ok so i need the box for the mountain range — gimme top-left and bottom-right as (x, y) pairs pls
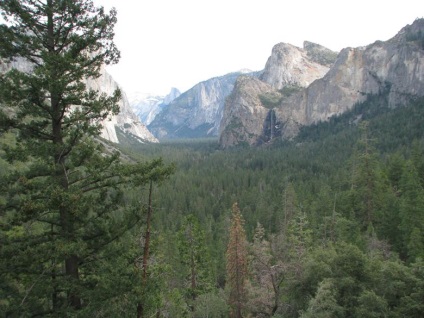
(220, 18), (424, 147)
(146, 70), (259, 139)
(9, 19), (419, 147)
(133, 18), (424, 148)
(129, 88), (181, 126)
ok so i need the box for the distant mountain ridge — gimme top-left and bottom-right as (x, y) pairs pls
(147, 70), (260, 139)
(219, 19), (424, 148)
(142, 42), (337, 141)
(129, 88), (181, 126)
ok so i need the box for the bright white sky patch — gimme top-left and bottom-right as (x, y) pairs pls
(89, 1), (423, 95)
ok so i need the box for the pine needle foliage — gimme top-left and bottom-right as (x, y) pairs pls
(0, 1), (174, 315)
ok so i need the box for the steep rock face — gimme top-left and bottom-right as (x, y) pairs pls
(85, 66), (158, 143)
(220, 19), (424, 148)
(219, 76), (275, 147)
(273, 47), (371, 132)
(0, 58), (33, 73)
(260, 42), (335, 89)
(220, 41), (336, 147)
(129, 88), (181, 126)
(277, 19), (424, 131)
(148, 70), (258, 139)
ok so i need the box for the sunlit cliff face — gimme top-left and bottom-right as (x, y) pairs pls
(219, 19), (424, 148)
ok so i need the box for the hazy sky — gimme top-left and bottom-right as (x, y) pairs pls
(99, 1), (423, 96)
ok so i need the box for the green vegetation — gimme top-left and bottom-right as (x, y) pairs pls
(113, 93), (424, 317)
(259, 91), (283, 108)
(1, 1), (424, 317)
(0, 1), (173, 316)
(406, 28), (424, 49)
(259, 85), (303, 109)
(307, 48), (339, 67)
(226, 203), (249, 318)
(279, 84), (303, 97)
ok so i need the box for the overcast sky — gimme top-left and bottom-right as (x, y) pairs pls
(99, 0), (422, 96)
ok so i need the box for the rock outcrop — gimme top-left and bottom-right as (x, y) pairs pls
(260, 42), (335, 89)
(220, 41), (337, 147)
(219, 19), (424, 148)
(85, 66), (158, 143)
(219, 76), (275, 147)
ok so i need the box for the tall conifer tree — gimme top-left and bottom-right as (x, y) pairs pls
(177, 214), (213, 311)
(349, 121), (385, 229)
(0, 1), (173, 315)
(226, 202), (248, 318)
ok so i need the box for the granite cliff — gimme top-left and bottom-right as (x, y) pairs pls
(0, 59), (157, 144)
(220, 41), (337, 147)
(218, 75), (275, 147)
(219, 19), (424, 148)
(260, 41), (336, 89)
(85, 66), (158, 143)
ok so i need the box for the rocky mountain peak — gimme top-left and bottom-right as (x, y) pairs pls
(163, 87), (181, 105)
(219, 19), (424, 148)
(389, 18), (424, 46)
(219, 75), (274, 147)
(259, 42), (336, 90)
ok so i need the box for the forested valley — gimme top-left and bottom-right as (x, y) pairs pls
(112, 93), (424, 317)
(1, 1), (424, 317)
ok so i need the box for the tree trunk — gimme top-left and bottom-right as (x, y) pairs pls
(66, 255), (81, 309)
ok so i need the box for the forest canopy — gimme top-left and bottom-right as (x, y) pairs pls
(111, 94), (424, 317)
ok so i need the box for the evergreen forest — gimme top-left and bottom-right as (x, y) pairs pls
(1, 1), (424, 317)
(113, 94), (424, 317)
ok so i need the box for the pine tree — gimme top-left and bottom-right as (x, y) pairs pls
(177, 214), (213, 310)
(300, 279), (344, 318)
(399, 161), (424, 261)
(349, 121), (385, 229)
(248, 222), (283, 317)
(0, 1), (173, 315)
(226, 202), (248, 318)
(281, 182), (297, 236)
